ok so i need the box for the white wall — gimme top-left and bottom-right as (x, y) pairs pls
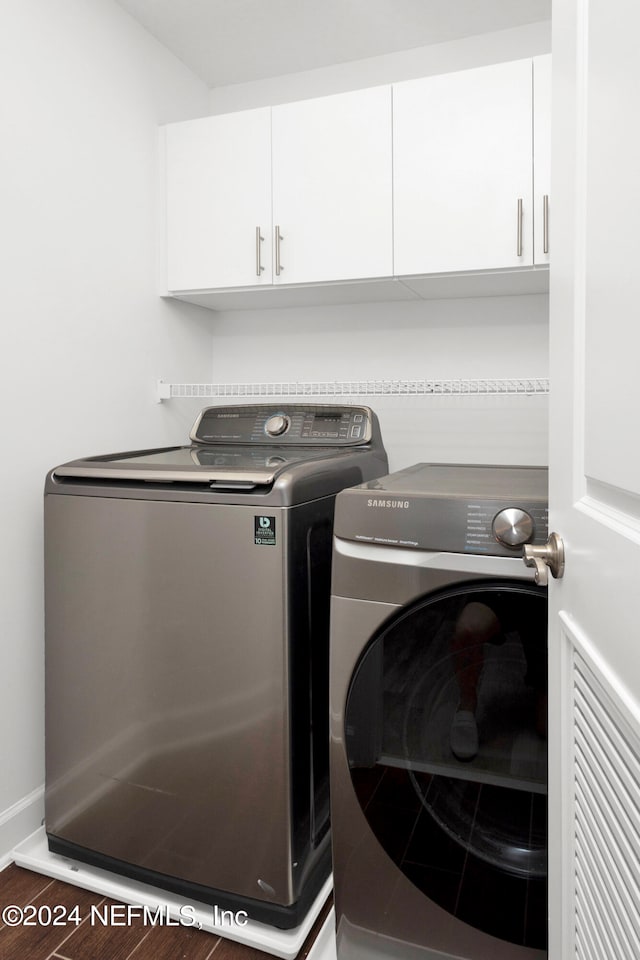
(207, 295), (549, 470)
(206, 21), (551, 470)
(0, 0), (214, 862)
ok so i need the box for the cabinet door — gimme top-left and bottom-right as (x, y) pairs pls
(533, 55), (551, 264)
(393, 60), (534, 275)
(165, 108), (272, 291)
(271, 87), (393, 285)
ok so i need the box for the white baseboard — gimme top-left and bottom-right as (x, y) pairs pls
(0, 786), (45, 870)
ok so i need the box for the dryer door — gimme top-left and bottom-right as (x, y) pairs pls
(345, 581), (547, 951)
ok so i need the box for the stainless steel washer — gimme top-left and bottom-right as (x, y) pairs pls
(44, 403), (387, 929)
(330, 463), (549, 958)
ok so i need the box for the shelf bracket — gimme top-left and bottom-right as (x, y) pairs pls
(156, 379), (172, 404)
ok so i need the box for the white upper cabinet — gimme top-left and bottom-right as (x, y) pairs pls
(164, 107), (272, 291)
(271, 87), (393, 285)
(162, 57), (550, 305)
(393, 59), (534, 275)
(533, 54), (551, 265)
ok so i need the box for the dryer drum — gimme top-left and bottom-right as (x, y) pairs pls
(345, 582), (547, 949)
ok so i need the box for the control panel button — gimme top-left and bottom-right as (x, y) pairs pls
(350, 425), (362, 439)
(265, 414), (290, 437)
(492, 508), (535, 548)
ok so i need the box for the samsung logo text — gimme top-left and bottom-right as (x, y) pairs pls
(367, 499), (410, 509)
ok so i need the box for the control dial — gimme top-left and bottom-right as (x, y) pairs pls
(492, 508), (534, 548)
(265, 414), (290, 437)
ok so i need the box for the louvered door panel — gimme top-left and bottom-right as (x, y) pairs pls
(573, 654), (640, 959)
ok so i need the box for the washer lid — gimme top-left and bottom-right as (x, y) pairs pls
(52, 444), (345, 487)
(48, 403), (387, 499)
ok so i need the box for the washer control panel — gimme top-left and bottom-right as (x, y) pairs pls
(191, 404), (374, 446)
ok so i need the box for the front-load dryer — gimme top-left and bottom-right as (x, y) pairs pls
(330, 463), (549, 959)
(44, 403), (388, 929)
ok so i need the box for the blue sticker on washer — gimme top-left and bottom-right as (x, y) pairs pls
(254, 516), (276, 546)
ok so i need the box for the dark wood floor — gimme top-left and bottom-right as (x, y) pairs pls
(0, 864), (331, 960)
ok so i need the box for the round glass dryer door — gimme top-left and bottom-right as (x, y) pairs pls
(345, 581), (547, 950)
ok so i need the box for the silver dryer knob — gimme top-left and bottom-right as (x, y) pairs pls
(265, 414), (290, 437)
(492, 507), (534, 547)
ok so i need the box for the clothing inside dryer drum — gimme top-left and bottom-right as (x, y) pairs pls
(345, 583), (548, 950)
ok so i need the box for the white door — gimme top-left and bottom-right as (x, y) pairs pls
(271, 86), (393, 285)
(164, 108), (272, 290)
(549, 1), (640, 957)
(533, 55), (551, 265)
(393, 59), (533, 276)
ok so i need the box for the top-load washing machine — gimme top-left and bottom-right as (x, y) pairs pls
(330, 462), (549, 959)
(44, 403), (387, 929)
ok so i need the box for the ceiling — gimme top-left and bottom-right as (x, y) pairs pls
(113, 0), (551, 89)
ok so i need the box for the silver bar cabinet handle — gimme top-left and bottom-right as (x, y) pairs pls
(275, 225), (283, 276)
(543, 195), (549, 255)
(255, 226), (264, 276)
(517, 198), (523, 257)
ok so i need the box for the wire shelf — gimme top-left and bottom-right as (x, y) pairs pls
(157, 377), (549, 402)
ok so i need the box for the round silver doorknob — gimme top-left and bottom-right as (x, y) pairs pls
(492, 507), (534, 547)
(265, 414), (290, 437)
